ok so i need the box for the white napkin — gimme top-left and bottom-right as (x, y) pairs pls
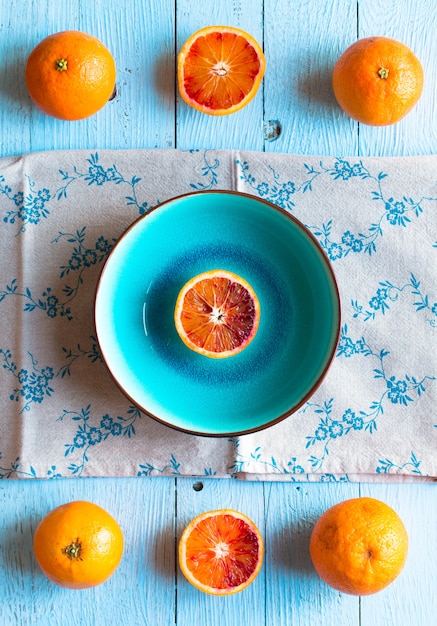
(0, 149), (435, 482)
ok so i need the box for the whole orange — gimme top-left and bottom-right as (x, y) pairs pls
(309, 497), (408, 595)
(332, 36), (423, 126)
(25, 30), (116, 121)
(33, 500), (124, 589)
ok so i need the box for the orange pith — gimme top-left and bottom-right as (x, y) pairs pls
(332, 36), (423, 126)
(178, 26), (266, 115)
(25, 30), (116, 121)
(33, 500), (124, 589)
(174, 269), (260, 359)
(309, 497), (408, 595)
(179, 509), (264, 595)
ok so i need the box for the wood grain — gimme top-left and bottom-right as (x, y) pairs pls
(264, 481), (360, 625)
(0, 1), (436, 624)
(176, 479), (266, 626)
(360, 483), (437, 626)
(358, 0), (437, 156)
(175, 0), (265, 151)
(0, 477), (175, 626)
(264, 0), (359, 156)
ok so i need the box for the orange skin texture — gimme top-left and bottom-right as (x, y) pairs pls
(33, 500), (124, 589)
(332, 36), (423, 126)
(178, 26), (266, 116)
(25, 30), (116, 121)
(309, 497), (408, 595)
(179, 509), (264, 595)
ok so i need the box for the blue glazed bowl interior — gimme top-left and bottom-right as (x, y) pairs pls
(95, 191), (340, 436)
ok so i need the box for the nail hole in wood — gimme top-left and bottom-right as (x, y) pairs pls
(263, 119), (281, 141)
(193, 481), (204, 492)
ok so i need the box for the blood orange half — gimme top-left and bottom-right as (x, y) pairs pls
(174, 269), (260, 359)
(178, 509), (264, 595)
(178, 25), (266, 115)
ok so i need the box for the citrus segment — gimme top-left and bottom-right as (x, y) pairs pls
(309, 497), (408, 595)
(174, 269), (260, 358)
(178, 26), (266, 115)
(33, 500), (124, 589)
(332, 36), (423, 126)
(178, 509), (264, 595)
(25, 30), (116, 120)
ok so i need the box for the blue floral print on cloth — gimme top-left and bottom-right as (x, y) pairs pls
(0, 149), (435, 482)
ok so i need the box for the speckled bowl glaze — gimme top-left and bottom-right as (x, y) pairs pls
(94, 191), (341, 436)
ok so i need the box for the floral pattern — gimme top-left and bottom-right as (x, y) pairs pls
(0, 227), (115, 320)
(351, 273), (437, 327)
(0, 149), (436, 481)
(237, 157), (436, 260)
(1, 174), (51, 233)
(60, 404), (143, 476)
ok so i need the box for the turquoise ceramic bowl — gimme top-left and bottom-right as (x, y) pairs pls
(95, 191), (340, 436)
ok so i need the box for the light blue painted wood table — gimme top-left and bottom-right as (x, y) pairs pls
(1, 1), (436, 624)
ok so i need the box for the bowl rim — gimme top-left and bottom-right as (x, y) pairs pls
(94, 189), (341, 437)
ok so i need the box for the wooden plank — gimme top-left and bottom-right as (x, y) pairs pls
(79, 0), (176, 151)
(360, 483), (437, 626)
(0, 2), (436, 626)
(175, 0), (265, 151)
(264, 481), (360, 625)
(0, 477), (176, 626)
(175, 478), (266, 626)
(0, 0), (176, 157)
(357, 0), (437, 156)
(263, 0), (359, 156)
(0, 4), (33, 156)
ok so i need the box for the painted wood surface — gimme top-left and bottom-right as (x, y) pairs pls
(0, 1), (436, 625)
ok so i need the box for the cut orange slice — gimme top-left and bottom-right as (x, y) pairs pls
(174, 269), (260, 359)
(178, 509), (264, 595)
(178, 25), (266, 115)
